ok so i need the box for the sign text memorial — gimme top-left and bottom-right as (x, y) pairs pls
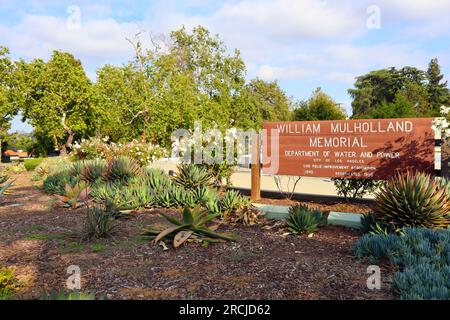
(262, 118), (435, 179)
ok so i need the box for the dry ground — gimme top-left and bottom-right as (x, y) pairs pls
(0, 172), (394, 300)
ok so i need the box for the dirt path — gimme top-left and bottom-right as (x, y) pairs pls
(0, 172), (395, 300)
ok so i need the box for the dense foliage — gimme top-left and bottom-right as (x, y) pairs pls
(349, 61), (450, 119)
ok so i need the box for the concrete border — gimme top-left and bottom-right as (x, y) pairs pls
(253, 203), (363, 229)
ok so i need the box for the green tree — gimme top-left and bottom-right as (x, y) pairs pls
(369, 94), (416, 119)
(349, 67), (428, 118)
(13, 51), (100, 155)
(293, 88), (346, 121)
(427, 58), (449, 113)
(0, 46), (18, 160)
(234, 79), (292, 129)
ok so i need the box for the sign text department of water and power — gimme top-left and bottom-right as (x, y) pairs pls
(262, 118), (435, 179)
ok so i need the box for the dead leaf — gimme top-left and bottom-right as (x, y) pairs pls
(173, 231), (193, 248)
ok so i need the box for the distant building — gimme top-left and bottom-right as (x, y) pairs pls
(3, 149), (29, 161)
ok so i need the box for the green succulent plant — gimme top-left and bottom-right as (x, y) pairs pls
(85, 205), (115, 239)
(173, 163), (212, 191)
(142, 207), (236, 248)
(373, 172), (450, 230)
(285, 204), (327, 235)
(59, 182), (90, 209)
(80, 159), (106, 183)
(106, 156), (141, 182)
(220, 190), (249, 217)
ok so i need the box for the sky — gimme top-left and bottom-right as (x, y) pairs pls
(1, 0), (450, 133)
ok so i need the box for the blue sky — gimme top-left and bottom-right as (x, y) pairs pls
(2, 0), (450, 133)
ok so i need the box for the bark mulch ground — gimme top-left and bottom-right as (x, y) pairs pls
(0, 172), (394, 300)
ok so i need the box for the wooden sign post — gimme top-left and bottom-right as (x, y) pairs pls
(251, 132), (261, 201)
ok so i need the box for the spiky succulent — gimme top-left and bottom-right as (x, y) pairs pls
(373, 172), (450, 230)
(80, 159), (106, 183)
(106, 156), (141, 182)
(285, 204), (326, 235)
(142, 207), (236, 248)
(173, 163), (212, 191)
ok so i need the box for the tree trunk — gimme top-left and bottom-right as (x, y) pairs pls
(59, 112), (74, 156)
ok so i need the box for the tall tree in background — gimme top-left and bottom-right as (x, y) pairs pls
(12, 51), (100, 155)
(0, 46), (18, 160)
(427, 58), (449, 113)
(349, 60), (449, 119)
(96, 26), (293, 146)
(293, 88), (346, 121)
(233, 79), (292, 129)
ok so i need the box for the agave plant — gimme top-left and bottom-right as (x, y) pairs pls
(80, 159), (106, 183)
(142, 207), (236, 248)
(285, 204), (327, 235)
(173, 163), (212, 191)
(143, 168), (172, 190)
(374, 171), (450, 230)
(106, 156), (141, 182)
(85, 205), (115, 238)
(0, 176), (13, 197)
(59, 182), (90, 209)
(220, 190), (249, 218)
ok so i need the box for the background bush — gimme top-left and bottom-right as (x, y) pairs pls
(24, 158), (44, 171)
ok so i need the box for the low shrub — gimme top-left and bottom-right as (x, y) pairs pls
(354, 228), (450, 300)
(24, 158), (44, 171)
(332, 178), (382, 201)
(0, 267), (19, 300)
(285, 204), (327, 235)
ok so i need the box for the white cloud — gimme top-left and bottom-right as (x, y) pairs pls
(0, 14), (139, 65)
(257, 64), (316, 81)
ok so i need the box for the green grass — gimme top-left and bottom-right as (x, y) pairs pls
(59, 241), (83, 253)
(91, 243), (105, 253)
(24, 158), (44, 171)
(24, 232), (74, 241)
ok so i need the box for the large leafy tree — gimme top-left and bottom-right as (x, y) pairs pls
(0, 46), (18, 159)
(13, 51), (100, 155)
(349, 67), (429, 118)
(293, 88), (346, 121)
(349, 60), (449, 119)
(96, 26), (292, 146)
(233, 79), (292, 129)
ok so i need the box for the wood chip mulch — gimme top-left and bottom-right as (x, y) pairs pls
(0, 172), (393, 300)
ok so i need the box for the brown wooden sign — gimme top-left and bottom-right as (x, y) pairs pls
(262, 118), (435, 179)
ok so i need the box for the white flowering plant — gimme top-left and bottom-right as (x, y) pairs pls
(70, 136), (168, 166)
(432, 106), (450, 141)
(171, 123), (249, 188)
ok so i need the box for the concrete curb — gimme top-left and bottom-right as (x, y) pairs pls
(253, 203), (363, 229)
